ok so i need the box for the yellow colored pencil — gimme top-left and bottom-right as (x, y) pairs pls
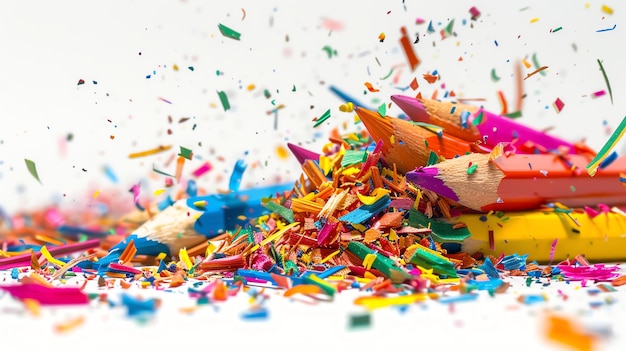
(447, 209), (626, 263)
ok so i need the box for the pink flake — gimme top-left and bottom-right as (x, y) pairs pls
(469, 6), (481, 20)
(592, 90), (606, 98)
(192, 161), (212, 177)
(554, 98), (565, 113)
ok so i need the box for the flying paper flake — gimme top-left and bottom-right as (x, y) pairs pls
(601, 5), (614, 14)
(276, 145), (289, 159)
(128, 145), (172, 158)
(490, 68), (500, 82)
(440, 19), (454, 40)
(130, 183), (141, 204)
(399, 26), (420, 71)
(553, 98), (565, 113)
(364, 82), (379, 92)
(596, 24), (616, 32)
(469, 6), (481, 20)
(531, 53), (547, 76)
(597, 59), (613, 104)
(313, 109), (331, 127)
(378, 103), (387, 117)
(379, 68), (394, 80)
(218, 23), (241, 40)
(427, 21), (435, 33)
(24, 159), (42, 184)
(524, 66), (548, 80)
(322, 45), (338, 58)
(192, 161), (212, 177)
(592, 90), (606, 98)
(217, 91), (231, 111)
(178, 146), (194, 160)
(423, 73), (438, 84)
(228, 159), (247, 192)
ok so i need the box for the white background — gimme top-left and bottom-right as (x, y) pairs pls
(1, 2), (626, 350)
(1, 0), (625, 216)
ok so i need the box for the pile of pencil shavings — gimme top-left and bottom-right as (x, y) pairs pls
(197, 128), (511, 288)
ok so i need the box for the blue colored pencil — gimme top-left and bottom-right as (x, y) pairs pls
(98, 182), (294, 267)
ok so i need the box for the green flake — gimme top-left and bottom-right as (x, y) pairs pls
(217, 23), (241, 40)
(178, 146), (193, 160)
(313, 109), (331, 128)
(597, 58), (613, 104)
(217, 90), (230, 111)
(262, 201), (294, 223)
(341, 149), (368, 167)
(467, 164), (478, 174)
(426, 151), (439, 166)
(408, 208), (471, 242)
(531, 53), (547, 76)
(408, 247), (458, 278)
(471, 111), (484, 126)
(152, 164), (174, 177)
(444, 18), (455, 35)
(378, 102), (387, 117)
(348, 313), (372, 329)
(504, 110), (523, 119)
(24, 159), (42, 184)
(284, 260), (298, 275)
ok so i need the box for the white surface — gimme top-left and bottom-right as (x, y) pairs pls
(0, 268), (624, 351)
(1, 0), (626, 215)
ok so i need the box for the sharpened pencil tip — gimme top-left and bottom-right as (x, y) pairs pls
(406, 167), (460, 201)
(355, 107), (393, 147)
(286, 143), (320, 165)
(390, 95), (430, 123)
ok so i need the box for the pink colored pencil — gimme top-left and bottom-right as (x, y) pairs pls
(0, 239), (100, 270)
(391, 95), (596, 156)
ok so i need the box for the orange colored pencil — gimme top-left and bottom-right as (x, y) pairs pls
(355, 107), (476, 174)
(405, 147), (626, 212)
(391, 95), (482, 142)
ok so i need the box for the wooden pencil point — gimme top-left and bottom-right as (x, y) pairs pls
(355, 107), (474, 174)
(407, 152), (626, 212)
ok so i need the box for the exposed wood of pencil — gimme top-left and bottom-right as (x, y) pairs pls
(355, 107), (474, 174)
(418, 98), (594, 156)
(402, 96), (481, 142)
(132, 200), (207, 253)
(408, 152), (626, 212)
